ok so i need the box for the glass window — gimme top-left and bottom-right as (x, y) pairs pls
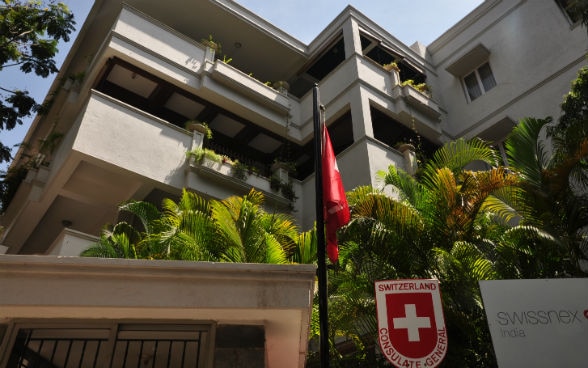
(464, 72), (482, 101)
(463, 62), (496, 102)
(478, 63), (497, 91)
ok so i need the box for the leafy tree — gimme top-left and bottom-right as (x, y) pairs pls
(0, 0), (75, 164)
(81, 222), (141, 259)
(311, 65), (588, 366)
(82, 189), (303, 265)
(305, 139), (525, 367)
(505, 116), (588, 275)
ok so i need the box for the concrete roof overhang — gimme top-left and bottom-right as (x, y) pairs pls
(0, 255), (317, 368)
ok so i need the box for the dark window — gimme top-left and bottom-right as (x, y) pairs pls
(463, 62), (496, 102)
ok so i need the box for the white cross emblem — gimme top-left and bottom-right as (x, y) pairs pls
(393, 304), (431, 342)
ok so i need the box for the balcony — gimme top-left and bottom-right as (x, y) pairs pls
(187, 152), (294, 210)
(207, 61), (291, 114)
(399, 84), (441, 119)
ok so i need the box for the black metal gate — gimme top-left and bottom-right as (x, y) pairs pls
(7, 323), (211, 368)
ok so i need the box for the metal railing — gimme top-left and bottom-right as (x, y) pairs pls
(8, 324), (211, 368)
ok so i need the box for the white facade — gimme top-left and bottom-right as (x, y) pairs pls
(2, 0), (585, 252)
(0, 0), (586, 366)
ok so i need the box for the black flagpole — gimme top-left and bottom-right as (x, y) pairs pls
(313, 84), (329, 368)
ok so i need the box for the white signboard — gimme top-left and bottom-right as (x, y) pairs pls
(479, 278), (588, 368)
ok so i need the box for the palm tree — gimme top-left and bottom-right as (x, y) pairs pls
(209, 189), (298, 264)
(80, 222), (140, 259)
(82, 188), (301, 265)
(505, 115), (588, 276)
(291, 227), (318, 265)
(318, 138), (523, 367)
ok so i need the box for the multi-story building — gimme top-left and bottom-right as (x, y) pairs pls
(0, 0), (585, 366)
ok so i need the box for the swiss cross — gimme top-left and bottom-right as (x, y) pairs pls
(393, 304), (431, 341)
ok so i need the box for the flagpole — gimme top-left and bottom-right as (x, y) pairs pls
(313, 84), (330, 368)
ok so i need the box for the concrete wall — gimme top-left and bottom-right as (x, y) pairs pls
(0, 256), (316, 368)
(429, 0), (588, 139)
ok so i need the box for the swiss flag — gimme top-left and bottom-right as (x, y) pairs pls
(322, 123), (350, 263)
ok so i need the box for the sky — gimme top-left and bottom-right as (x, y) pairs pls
(0, 0), (484, 173)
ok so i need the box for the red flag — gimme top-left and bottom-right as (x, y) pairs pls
(322, 123), (350, 263)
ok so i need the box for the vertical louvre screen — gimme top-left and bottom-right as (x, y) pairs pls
(8, 323), (211, 368)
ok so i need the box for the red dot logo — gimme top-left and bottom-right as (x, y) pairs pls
(584, 309), (588, 320)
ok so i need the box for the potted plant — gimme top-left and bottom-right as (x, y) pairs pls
(415, 82), (431, 96)
(401, 80), (431, 97)
(187, 147), (222, 166)
(396, 142), (416, 153)
(185, 121), (212, 139)
(231, 160), (248, 181)
(272, 80), (290, 93)
(201, 34), (221, 54)
(270, 174), (282, 192)
(383, 61), (400, 72)
(271, 159), (296, 173)
(280, 181), (297, 202)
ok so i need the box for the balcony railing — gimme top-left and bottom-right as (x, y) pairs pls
(187, 153), (293, 208)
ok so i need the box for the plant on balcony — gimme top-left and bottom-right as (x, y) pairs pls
(401, 79), (431, 96)
(269, 172), (297, 204)
(270, 173), (282, 192)
(185, 120), (212, 139)
(231, 160), (248, 181)
(186, 147), (221, 165)
(383, 61), (400, 72)
(201, 34), (221, 54)
(221, 155), (231, 165)
(248, 166), (261, 176)
(280, 181), (297, 202)
(222, 54), (232, 64)
(271, 159), (296, 174)
(272, 80), (290, 93)
(395, 142), (416, 153)
(415, 83), (431, 95)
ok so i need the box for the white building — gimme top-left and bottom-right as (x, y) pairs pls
(0, 0), (585, 366)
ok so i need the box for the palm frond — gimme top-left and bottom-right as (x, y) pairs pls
(119, 200), (162, 235)
(292, 228), (317, 264)
(423, 138), (498, 180)
(380, 165), (422, 205)
(505, 117), (552, 188)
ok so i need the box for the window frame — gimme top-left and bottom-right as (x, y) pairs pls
(462, 61), (497, 103)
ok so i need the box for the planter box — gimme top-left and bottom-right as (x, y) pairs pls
(401, 85), (441, 118)
(210, 61), (290, 112)
(191, 158), (291, 208)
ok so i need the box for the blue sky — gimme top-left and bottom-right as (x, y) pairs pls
(1, 0), (483, 172)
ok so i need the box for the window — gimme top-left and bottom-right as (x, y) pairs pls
(463, 62), (496, 102)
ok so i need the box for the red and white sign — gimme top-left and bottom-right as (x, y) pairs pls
(375, 279), (447, 367)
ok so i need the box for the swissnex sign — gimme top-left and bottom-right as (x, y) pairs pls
(375, 279), (447, 367)
(480, 278), (588, 368)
